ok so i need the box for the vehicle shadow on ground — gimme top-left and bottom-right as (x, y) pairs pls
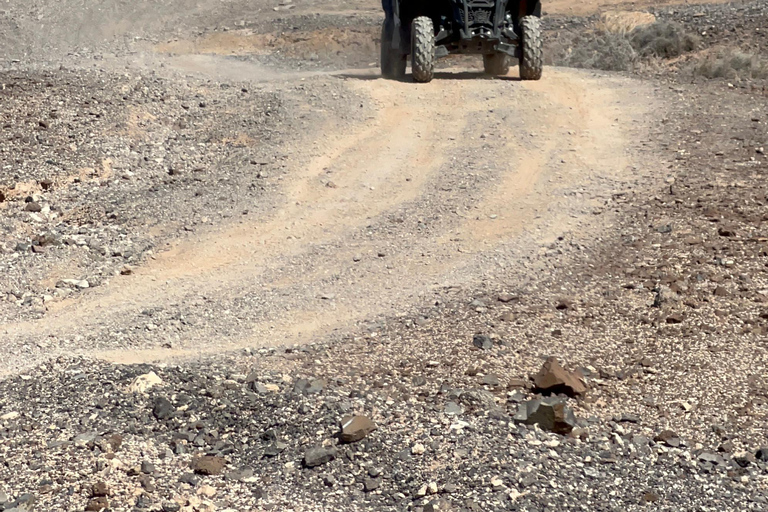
(337, 71), (522, 82)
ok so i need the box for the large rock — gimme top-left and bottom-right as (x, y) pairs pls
(532, 357), (587, 397)
(152, 397), (175, 420)
(190, 455), (226, 475)
(129, 372), (163, 393)
(514, 397), (577, 434)
(340, 415), (377, 444)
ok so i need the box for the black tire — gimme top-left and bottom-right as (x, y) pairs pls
(519, 15), (543, 80)
(411, 16), (435, 83)
(380, 20), (406, 79)
(483, 53), (510, 76)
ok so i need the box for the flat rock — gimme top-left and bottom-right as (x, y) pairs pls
(304, 446), (337, 468)
(340, 415), (377, 444)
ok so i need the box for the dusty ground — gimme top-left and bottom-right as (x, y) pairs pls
(1, 0), (767, 511)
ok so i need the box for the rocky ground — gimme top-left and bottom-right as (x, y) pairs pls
(1, 0), (768, 511)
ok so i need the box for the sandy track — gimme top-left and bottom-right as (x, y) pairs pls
(0, 63), (653, 371)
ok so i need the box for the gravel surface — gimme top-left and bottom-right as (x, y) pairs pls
(1, 0), (768, 511)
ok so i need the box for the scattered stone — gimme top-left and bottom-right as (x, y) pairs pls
(481, 374), (500, 387)
(85, 497), (109, 511)
(162, 501), (181, 512)
(197, 485), (217, 498)
(756, 448), (768, 461)
(1, 411), (20, 421)
(191, 455), (226, 475)
(24, 202), (42, 212)
(514, 397), (577, 434)
(179, 473), (200, 487)
(444, 401), (464, 415)
(303, 446), (337, 468)
(424, 498), (452, 512)
(412, 443), (426, 455)
(340, 415), (377, 444)
(363, 478), (381, 492)
(264, 440), (288, 457)
(294, 378), (326, 394)
(472, 334), (493, 350)
(617, 413), (640, 424)
(141, 461), (155, 474)
(532, 357), (588, 397)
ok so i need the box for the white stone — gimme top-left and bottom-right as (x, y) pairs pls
(129, 371), (163, 393)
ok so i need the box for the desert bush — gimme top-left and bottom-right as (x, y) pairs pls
(546, 20), (700, 72)
(549, 30), (637, 72)
(691, 51), (768, 79)
(629, 21), (699, 58)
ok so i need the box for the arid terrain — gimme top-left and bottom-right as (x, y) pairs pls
(1, 0), (767, 511)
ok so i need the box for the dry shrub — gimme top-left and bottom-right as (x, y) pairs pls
(598, 11), (656, 36)
(556, 31), (637, 71)
(547, 20), (699, 72)
(629, 21), (699, 58)
(691, 51), (768, 79)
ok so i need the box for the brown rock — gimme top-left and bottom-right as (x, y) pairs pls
(713, 286), (729, 297)
(666, 313), (684, 324)
(107, 434), (123, 452)
(190, 455), (226, 475)
(499, 312), (516, 322)
(340, 415), (377, 444)
(85, 497), (109, 511)
(532, 357), (587, 397)
(24, 201), (42, 212)
(642, 492), (659, 503)
(91, 482), (109, 497)
(718, 226), (737, 237)
(654, 430), (681, 447)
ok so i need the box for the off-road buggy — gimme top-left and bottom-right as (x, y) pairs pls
(381, 0), (543, 82)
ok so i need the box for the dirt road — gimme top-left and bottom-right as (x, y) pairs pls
(0, 60), (653, 372)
